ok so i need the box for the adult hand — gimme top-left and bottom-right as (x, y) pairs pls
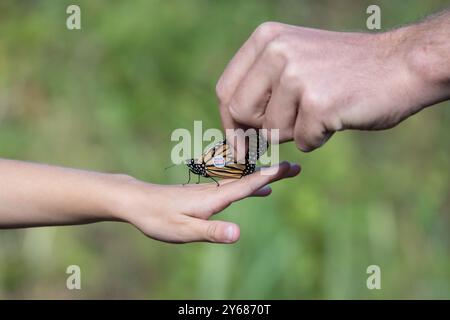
(217, 18), (450, 151)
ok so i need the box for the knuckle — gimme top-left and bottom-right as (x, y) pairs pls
(301, 89), (330, 117)
(206, 222), (218, 242)
(170, 217), (191, 243)
(301, 89), (320, 110)
(253, 21), (284, 44)
(279, 63), (303, 91)
(264, 36), (290, 62)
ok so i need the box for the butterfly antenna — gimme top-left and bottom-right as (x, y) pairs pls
(164, 163), (179, 170)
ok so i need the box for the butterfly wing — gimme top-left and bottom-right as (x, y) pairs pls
(188, 138), (264, 181)
(205, 162), (256, 179)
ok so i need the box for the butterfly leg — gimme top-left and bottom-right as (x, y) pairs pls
(209, 176), (220, 187)
(183, 170), (191, 186)
(196, 175), (200, 184)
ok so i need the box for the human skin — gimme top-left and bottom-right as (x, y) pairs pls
(0, 159), (300, 243)
(217, 10), (450, 151)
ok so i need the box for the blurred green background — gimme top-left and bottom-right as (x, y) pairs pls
(0, 0), (449, 299)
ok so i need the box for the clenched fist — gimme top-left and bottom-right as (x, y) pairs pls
(217, 17), (450, 151)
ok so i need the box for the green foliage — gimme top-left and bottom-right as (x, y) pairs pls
(0, 0), (449, 298)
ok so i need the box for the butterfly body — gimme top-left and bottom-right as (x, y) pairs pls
(186, 160), (208, 177)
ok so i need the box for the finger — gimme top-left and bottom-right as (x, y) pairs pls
(263, 83), (300, 143)
(221, 161), (300, 203)
(229, 46), (284, 128)
(287, 163), (302, 176)
(218, 162), (300, 186)
(182, 217), (240, 244)
(217, 22), (285, 109)
(190, 163), (300, 191)
(250, 185), (272, 197)
(254, 162), (301, 178)
(228, 57), (276, 128)
(294, 108), (332, 152)
(218, 23), (286, 131)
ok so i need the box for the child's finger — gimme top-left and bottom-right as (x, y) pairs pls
(221, 161), (300, 202)
(266, 162), (301, 180)
(250, 185), (272, 197)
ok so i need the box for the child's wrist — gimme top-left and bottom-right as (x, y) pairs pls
(101, 173), (140, 222)
(103, 173), (161, 224)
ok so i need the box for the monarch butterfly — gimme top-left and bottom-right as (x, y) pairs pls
(185, 134), (268, 186)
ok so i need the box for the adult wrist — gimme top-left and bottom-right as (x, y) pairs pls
(376, 24), (450, 115)
(400, 24), (450, 99)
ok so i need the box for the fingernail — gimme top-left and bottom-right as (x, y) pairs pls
(291, 164), (301, 174)
(225, 225), (236, 242)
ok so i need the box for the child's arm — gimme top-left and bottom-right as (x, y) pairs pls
(0, 158), (300, 243)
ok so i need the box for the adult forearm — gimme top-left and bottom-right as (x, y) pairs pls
(0, 159), (122, 228)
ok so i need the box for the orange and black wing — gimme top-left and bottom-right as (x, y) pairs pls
(196, 138), (263, 180)
(205, 162), (246, 179)
(201, 140), (233, 165)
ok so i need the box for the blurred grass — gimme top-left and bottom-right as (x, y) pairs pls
(0, 0), (449, 299)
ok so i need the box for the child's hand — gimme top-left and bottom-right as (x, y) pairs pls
(115, 161), (300, 244)
(0, 159), (299, 244)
